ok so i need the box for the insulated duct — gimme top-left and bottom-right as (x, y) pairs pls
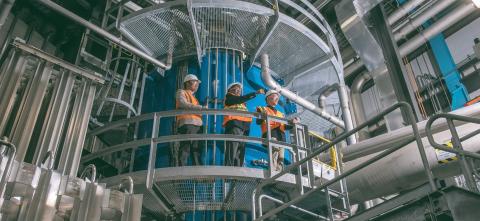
(260, 54), (346, 129)
(337, 0), (404, 131)
(345, 0), (478, 77)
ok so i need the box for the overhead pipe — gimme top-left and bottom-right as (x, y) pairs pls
(260, 54), (346, 129)
(393, 0), (457, 41)
(387, 0), (428, 25)
(36, 0), (172, 70)
(399, 1), (478, 56)
(346, 1), (478, 77)
(318, 83), (357, 144)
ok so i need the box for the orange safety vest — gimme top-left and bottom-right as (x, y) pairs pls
(176, 90), (202, 122)
(257, 106), (285, 134)
(223, 103), (252, 126)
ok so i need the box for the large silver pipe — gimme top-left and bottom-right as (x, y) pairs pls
(346, 119), (480, 203)
(37, 0), (172, 70)
(260, 54), (346, 128)
(393, 0), (457, 41)
(399, 1), (478, 56)
(387, 0), (428, 25)
(343, 102), (480, 161)
(318, 83), (357, 144)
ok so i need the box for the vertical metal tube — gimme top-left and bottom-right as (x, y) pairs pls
(33, 70), (75, 166)
(147, 113), (160, 188)
(205, 48), (211, 165)
(338, 84), (356, 144)
(213, 48), (219, 165)
(0, 51), (27, 135)
(68, 81), (96, 176)
(11, 61), (53, 161)
(240, 52), (243, 86)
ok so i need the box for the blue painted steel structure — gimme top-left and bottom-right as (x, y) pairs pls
(136, 50), (293, 219)
(396, 0), (469, 110)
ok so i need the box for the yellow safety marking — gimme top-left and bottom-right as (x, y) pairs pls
(308, 131), (337, 170)
(436, 141), (458, 164)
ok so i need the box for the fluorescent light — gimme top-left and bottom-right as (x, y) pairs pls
(473, 0), (480, 8)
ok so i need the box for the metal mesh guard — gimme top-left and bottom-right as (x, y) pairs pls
(121, 5), (196, 58)
(192, 6), (273, 55)
(156, 178), (257, 212)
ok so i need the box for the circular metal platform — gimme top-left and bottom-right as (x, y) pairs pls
(118, 0), (345, 132)
(120, 0), (341, 81)
(100, 166), (316, 216)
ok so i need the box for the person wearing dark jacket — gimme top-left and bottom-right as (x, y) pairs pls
(256, 90), (299, 171)
(223, 82), (264, 166)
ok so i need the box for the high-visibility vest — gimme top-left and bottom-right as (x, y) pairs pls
(257, 106), (285, 134)
(176, 90), (202, 122)
(223, 103), (252, 126)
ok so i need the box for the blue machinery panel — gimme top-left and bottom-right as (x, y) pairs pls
(136, 50), (294, 219)
(396, 0), (469, 110)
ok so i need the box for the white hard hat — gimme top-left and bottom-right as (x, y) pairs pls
(183, 74), (201, 83)
(227, 82), (242, 90)
(265, 90), (279, 98)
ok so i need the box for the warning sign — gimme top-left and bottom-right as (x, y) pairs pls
(435, 141), (458, 164)
(312, 160), (335, 180)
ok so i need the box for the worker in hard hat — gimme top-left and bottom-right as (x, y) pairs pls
(223, 82), (264, 166)
(256, 90), (299, 171)
(175, 74), (205, 166)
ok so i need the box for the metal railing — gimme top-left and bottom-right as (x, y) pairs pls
(82, 108), (316, 188)
(425, 113), (480, 192)
(251, 102), (437, 220)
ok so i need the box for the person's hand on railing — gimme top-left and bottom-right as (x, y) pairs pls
(256, 89), (265, 94)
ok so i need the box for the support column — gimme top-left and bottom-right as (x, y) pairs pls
(423, 22), (469, 110)
(367, 5), (422, 123)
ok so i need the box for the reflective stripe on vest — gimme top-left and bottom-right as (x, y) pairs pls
(176, 90), (202, 122)
(257, 106), (285, 134)
(223, 103), (252, 126)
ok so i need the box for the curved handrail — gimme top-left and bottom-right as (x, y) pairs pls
(40, 150), (55, 169)
(425, 113), (480, 193)
(252, 102), (437, 220)
(88, 108), (291, 136)
(81, 133), (301, 164)
(118, 176), (134, 194)
(80, 164), (97, 183)
(425, 113), (480, 160)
